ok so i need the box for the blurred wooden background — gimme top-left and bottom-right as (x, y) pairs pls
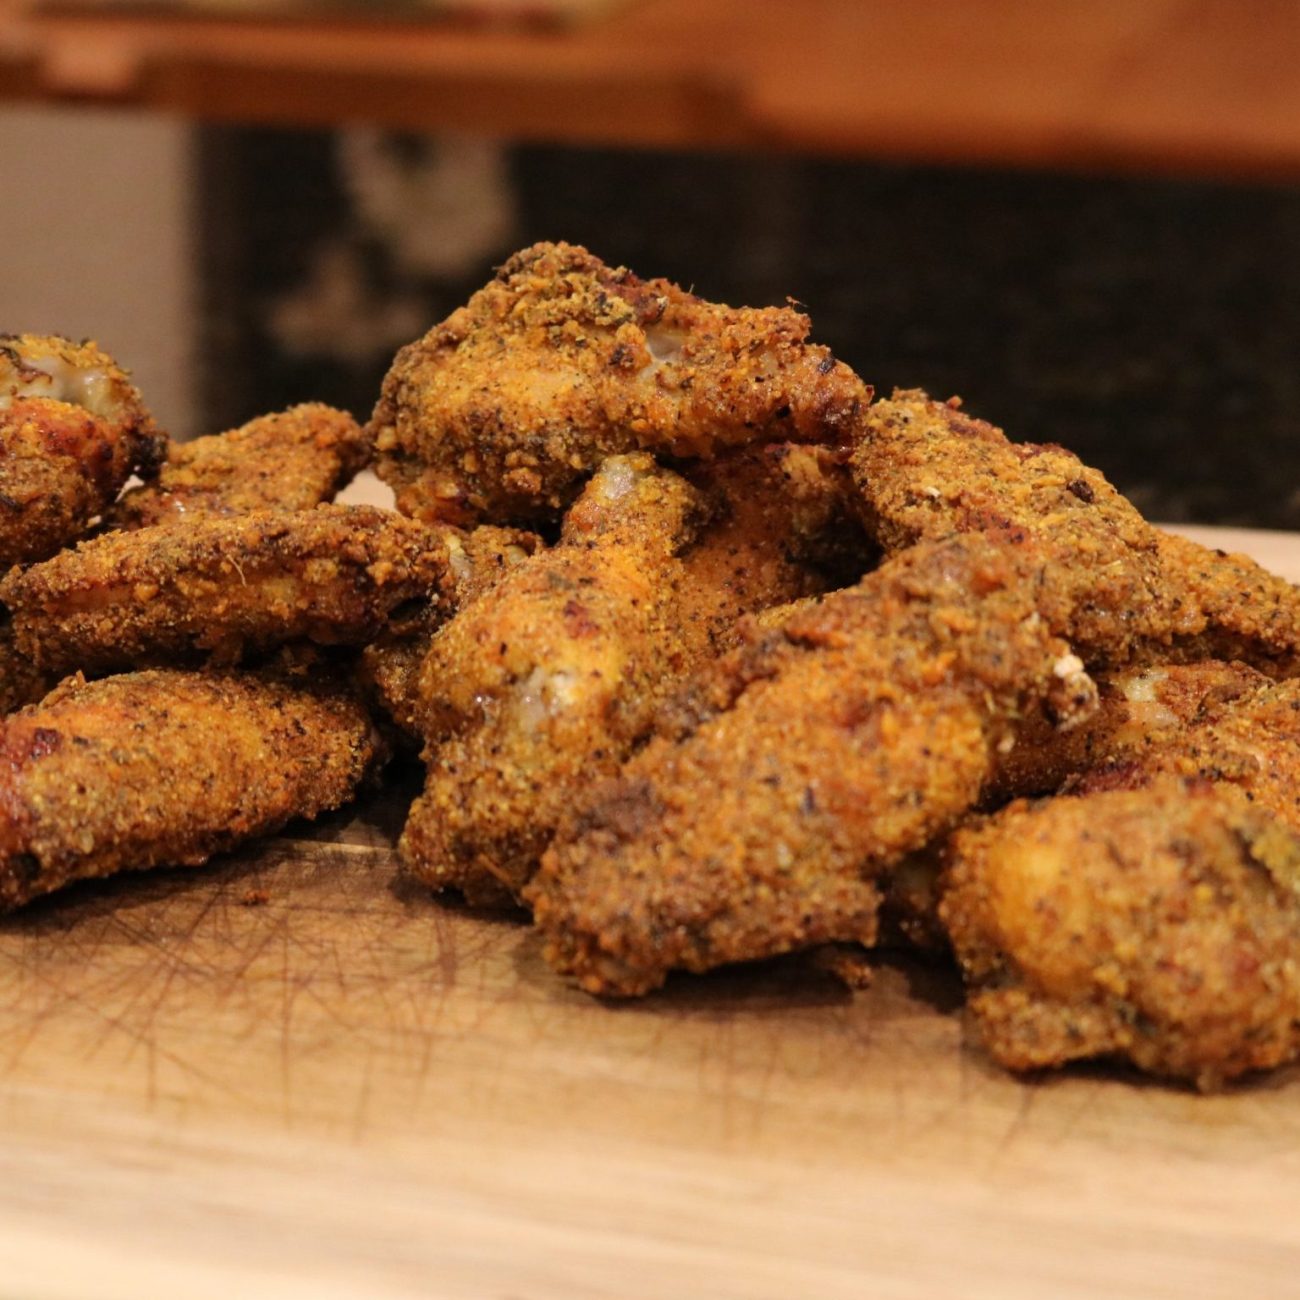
(1, 0), (1299, 176)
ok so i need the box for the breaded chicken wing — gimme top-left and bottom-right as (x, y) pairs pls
(108, 404), (371, 529)
(853, 391), (1300, 673)
(879, 659), (1270, 954)
(402, 455), (707, 904)
(529, 533), (1098, 997)
(0, 668), (383, 911)
(987, 658), (1266, 802)
(357, 524), (542, 739)
(0, 334), (164, 565)
(370, 242), (870, 526)
(1078, 675), (1300, 833)
(401, 447), (864, 906)
(1, 505), (449, 675)
(0, 617), (53, 716)
(940, 777), (1300, 1089)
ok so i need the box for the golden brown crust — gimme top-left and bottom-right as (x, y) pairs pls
(1, 504), (450, 675)
(401, 455), (712, 906)
(357, 524), (542, 739)
(0, 617), (54, 716)
(401, 446), (865, 906)
(370, 241), (870, 526)
(529, 533), (1098, 997)
(941, 778), (1300, 1089)
(0, 668), (384, 911)
(1080, 676), (1300, 835)
(108, 404), (372, 529)
(853, 390), (1300, 673)
(0, 334), (165, 565)
(987, 659), (1267, 803)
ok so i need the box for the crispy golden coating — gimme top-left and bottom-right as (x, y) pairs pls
(1081, 676), (1300, 834)
(357, 524), (542, 738)
(0, 618), (53, 716)
(401, 455), (709, 906)
(941, 777), (1300, 1089)
(370, 241), (870, 526)
(401, 447), (862, 906)
(853, 391), (1300, 673)
(988, 658), (1266, 802)
(1, 505), (449, 675)
(678, 444), (873, 632)
(108, 404), (371, 529)
(0, 334), (164, 565)
(0, 668), (384, 911)
(879, 660), (1269, 955)
(529, 533), (1098, 997)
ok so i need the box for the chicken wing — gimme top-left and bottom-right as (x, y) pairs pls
(0, 334), (164, 565)
(852, 391), (1300, 673)
(987, 658), (1266, 803)
(0, 617), (53, 716)
(108, 403), (372, 529)
(1077, 675), (1300, 832)
(370, 241), (870, 526)
(529, 533), (1098, 997)
(402, 445), (860, 906)
(877, 658), (1270, 953)
(357, 524), (542, 739)
(940, 776), (1300, 1089)
(878, 658), (1269, 953)
(0, 668), (384, 911)
(1, 504), (450, 675)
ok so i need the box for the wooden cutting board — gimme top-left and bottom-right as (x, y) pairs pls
(5, 524), (1300, 1300)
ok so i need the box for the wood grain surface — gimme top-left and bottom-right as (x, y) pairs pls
(4, 524), (1300, 1300)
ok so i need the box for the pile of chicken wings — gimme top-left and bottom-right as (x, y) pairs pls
(7, 243), (1300, 1091)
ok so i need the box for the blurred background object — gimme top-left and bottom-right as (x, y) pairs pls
(1, 0), (1299, 523)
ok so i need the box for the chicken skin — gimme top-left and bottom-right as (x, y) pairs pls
(1, 505), (450, 675)
(108, 403), (372, 529)
(941, 777), (1300, 1089)
(402, 446), (859, 906)
(530, 533), (1098, 997)
(852, 391), (1300, 674)
(0, 668), (384, 911)
(0, 334), (164, 565)
(370, 242), (870, 526)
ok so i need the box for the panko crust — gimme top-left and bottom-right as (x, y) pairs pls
(0, 668), (384, 911)
(529, 533), (1098, 997)
(941, 778), (1300, 1089)
(1078, 676), (1300, 836)
(370, 241), (870, 526)
(109, 403), (372, 529)
(0, 617), (54, 716)
(0, 334), (165, 565)
(1, 504), (451, 675)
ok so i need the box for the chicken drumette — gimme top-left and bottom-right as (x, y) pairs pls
(370, 242), (869, 526)
(530, 532), (1097, 996)
(0, 334), (164, 565)
(402, 445), (863, 906)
